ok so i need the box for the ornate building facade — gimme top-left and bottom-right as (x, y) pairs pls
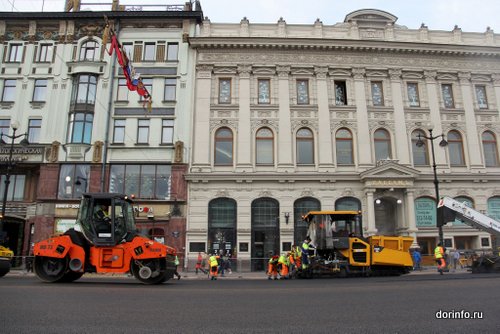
(0, 2), (203, 264)
(187, 9), (500, 269)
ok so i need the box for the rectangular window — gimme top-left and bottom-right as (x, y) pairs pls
(189, 242), (206, 252)
(441, 84), (455, 108)
(334, 81), (347, 105)
(37, 44), (53, 62)
(258, 79), (270, 104)
(32, 79), (47, 102)
(1, 79), (16, 102)
(296, 79), (309, 104)
(161, 119), (174, 144)
(137, 119), (150, 144)
(143, 43), (156, 61)
(475, 85), (488, 109)
(0, 175), (26, 201)
(407, 82), (420, 107)
(113, 119), (126, 144)
(164, 78), (176, 101)
(28, 119), (42, 143)
(0, 120), (9, 137)
(371, 81), (384, 106)
(57, 164), (90, 199)
(109, 164), (172, 200)
(219, 78), (231, 104)
(166, 43), (178, 61)
(116, 78), (128, 101)
(481, 237), (490, 247)
(139, 78), (153, 101)
(8, 43), (23, 62)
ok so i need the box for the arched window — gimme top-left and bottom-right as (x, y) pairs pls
(296, 128), (314, 165)
(411, 129), (429, 166)
(79, 40), (99, 61)
(374, 128), (392, 161)
(336, 128), (353, 165)
(447, 130), (465, 166)
(214, 127), (233, 165)
(256, 127), (274, 165)
(482, 131), (499, 167)
(293, 197), (321, 245)
(487, 197), (500, 221)
(208, 198), (237, 255)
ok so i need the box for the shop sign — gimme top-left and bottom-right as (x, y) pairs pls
(0, 146), (45, 162)
(55, 219), (80, 234)
(415, 198), (436, 227)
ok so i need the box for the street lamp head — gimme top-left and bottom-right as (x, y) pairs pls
(10, 121), (19, 131)
(415, 135), (425, 148)
(439, 135), (448, 147)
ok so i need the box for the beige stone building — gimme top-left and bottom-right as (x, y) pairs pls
(186, 9), (500, 270)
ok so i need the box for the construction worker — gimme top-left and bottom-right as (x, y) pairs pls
(434, 242), (446, 275)
(267, 253), (279, 280)
(301, 236), (313, 270)
(293, 244), (302, 272)
(287, 250), (296, 278)
(278, 253), (289, 279)
(209, 253), (219, 280)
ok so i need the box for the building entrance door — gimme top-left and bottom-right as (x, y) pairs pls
(374, 197), (397, 236)
(251, 198), (279, 271)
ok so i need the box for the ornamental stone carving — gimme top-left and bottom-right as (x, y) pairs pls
(314, 66), (328, 79)
(424, 70), (437, 83)
(458, 72), (471, 84)
(388, 69), (402, 81)
(352, 68), (366, 80)
(276, 65), (290, 78)
(238, 64), (252, 78)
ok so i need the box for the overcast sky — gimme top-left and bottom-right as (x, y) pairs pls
(1, 0), (499, 33)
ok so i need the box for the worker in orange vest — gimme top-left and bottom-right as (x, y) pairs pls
(267, 253), (279, 280)
(278, 253), (289, 279)
(434, 242), (446, 275)
(209, 254), (220, 280)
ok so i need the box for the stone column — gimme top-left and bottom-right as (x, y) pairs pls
(277, 65), (294, 171)
(315, 66), (334, 171)
(405, 189), (419, 248)
(191, 64), (213, 172)
(389, 69), (410, 165)
(424, 71), (447, 166)
(236, 64), (253, 172)
(492, 74), (500, 118)
(458, 72), (482, 169)
(353, 68), (372, 168)
(365, 189), (378, 236)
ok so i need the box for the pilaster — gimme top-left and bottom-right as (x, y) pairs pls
(424, 70), (447, 166)
(315, 66), (334, 170)
(276, 65), (294, 171)
(458, 72), (482, 169)
(235, 64), (253, 172)
(353, 68), (372, 168)
(389, 69), (410, 165)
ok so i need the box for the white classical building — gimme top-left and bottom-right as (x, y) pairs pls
(186, 9), (500, 269)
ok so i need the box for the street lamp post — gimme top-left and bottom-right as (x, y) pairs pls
(416, 128), (448, 246)
(0, 122), (29, 245)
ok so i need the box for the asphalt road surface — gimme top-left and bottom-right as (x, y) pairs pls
(1, 273), (499, 333)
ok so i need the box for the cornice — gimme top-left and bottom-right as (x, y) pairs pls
(189, 37), (500, 58)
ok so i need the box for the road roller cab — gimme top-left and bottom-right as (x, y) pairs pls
(34, 193), (176, 284)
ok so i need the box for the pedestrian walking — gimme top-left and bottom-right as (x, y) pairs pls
(452, 249), (460, 271)
(434, 243), (446, 275)
(412, 248), (422, 271)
